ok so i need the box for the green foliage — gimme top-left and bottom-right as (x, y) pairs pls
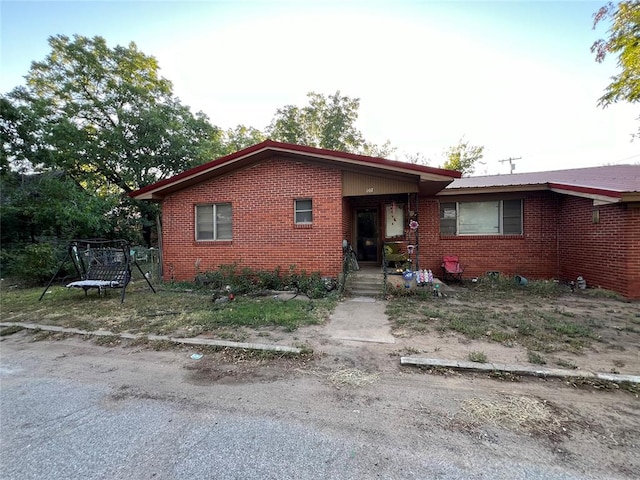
(527, 350), (547, 365)
(468, 351), (488, 363)
(1, 286), (336, 336)
(267, 91), (395, 156)
(592, 1), (640, 106)
(193, 264), (332, 298)
(470, 273), (562, 297)
(449, 313), (489, 339)
(441, 137), (484, 176)
(2, 34), (227, 244)
(223, 125), (266, 153)
(204, 297), (321, 332)
(0, 325), (25, 336)
(6, 243), (59, 285)
(0, 171), (116, 244)
(592, 1), (640, 138)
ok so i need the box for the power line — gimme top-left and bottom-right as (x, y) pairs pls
(498, 156), (521, 174)
(614, 153), (640, 162)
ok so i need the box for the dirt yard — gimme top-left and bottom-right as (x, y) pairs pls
(2, 284), (639, 478)
(240, 289), (640, 378)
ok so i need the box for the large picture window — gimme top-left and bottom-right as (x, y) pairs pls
(196, 203), (232, 240)
(440, 200), (522, 235)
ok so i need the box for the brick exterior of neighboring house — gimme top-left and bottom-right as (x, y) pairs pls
(130, 142), (640, 299)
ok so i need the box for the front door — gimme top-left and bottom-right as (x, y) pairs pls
(355, 209), (379, 263)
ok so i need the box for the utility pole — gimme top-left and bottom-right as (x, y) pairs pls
(498, 157), (521, 174)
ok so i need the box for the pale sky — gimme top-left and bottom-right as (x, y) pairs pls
(1, 0), (638, 174)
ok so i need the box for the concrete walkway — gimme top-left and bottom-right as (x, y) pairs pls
(327, 297), (396, 344)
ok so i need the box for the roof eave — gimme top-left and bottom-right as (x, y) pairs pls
(437, 184), (549, 196)
(130, 140), (460, 200)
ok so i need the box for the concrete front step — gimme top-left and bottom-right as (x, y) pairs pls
(348, 288), (383, 297)
(345, 271), (385, 297)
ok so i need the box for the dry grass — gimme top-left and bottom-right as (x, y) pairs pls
(387, 287), (640, 357)
(0, 285), (337, 337)
(328, 368), (379, 387)
(460, 395), (565, 435)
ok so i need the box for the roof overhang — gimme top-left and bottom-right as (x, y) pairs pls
(437, 184), (549, 196)
(439, 182), (638, 205)
(130, 140), (461, 201)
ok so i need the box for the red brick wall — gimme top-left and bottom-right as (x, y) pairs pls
(419, 192), (638, 299)
(627, 206), (640, 299)
(558, 197), (639, 299)
(419, 192), (558, 280)
(161, 157), (343, 281)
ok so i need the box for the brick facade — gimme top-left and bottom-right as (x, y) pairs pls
(420, 192), (558, 280)
(557, 197), (639, 299)
(419, 192), (639, 299)
(161, 157), (343, 281)
(159, 156), (638, 299)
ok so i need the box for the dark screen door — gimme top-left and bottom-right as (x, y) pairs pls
(356, 209), (378, 262)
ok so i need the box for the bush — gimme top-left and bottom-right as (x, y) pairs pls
(194, 265), (332, 298)
(4, 243), (59, 285)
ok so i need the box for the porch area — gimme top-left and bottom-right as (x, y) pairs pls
(344, 265), (454, 298)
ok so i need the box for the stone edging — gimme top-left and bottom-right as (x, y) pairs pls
(400, 356), (640, 385)
(0, 322), (303, 354)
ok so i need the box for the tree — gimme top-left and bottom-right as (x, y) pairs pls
(441, 137), (484, 176)
(223, 125), (266, 153)
(0, 96), (35, 176)
(592, 1), (640, 107)
(3, 35), (226, 244)
(267, 91), (394, 157)
(0, 171), (116, 245)
(404, 152), (431, 165)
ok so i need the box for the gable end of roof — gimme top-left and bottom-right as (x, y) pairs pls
(130, 140), (461, 200)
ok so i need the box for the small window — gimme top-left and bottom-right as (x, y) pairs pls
(295, 199), (312, 224)
(196, 203), (232, 240)
(440, 200), (522, 235)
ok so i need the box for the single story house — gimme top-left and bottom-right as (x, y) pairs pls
(130, 141), (640, 299)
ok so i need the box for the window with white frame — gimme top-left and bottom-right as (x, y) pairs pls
(440, 200), (522, 235)
(295, 199), (312, 224)
(196, 203), (232, 240)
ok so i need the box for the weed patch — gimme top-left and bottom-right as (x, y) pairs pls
(0, 285), (336, 339)
(468, 351), (488, 363)
(200, 298), (323, 331)
(527, 350), (546, 365)
(0, 325), (25, 336)
(386, 281), (637, 358)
